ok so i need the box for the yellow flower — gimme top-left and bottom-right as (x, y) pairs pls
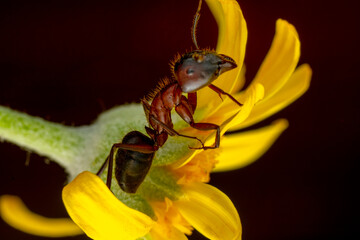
(0, 0), (311, 239)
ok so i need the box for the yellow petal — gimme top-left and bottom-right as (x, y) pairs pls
(211, 0), (247, 90)
(198, 0), (247, 109)
(174, 84), (263, 168)
(176, 182), (241, 240)
(213, 119), (289, 172)
(0, 195), (83, 237)
(150, 225), (188, 240)
(249, 19), (300, 101)
(218, 83), (264, 136)
(231, 64), (247, 94)
(231, 63), (312, 130)
(62, 171), (155, 240)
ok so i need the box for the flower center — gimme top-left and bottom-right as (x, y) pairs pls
(150, 198), (193, 238)
(172, 149), (220, 185)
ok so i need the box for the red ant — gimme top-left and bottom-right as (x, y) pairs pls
(97, 0), (242, 193)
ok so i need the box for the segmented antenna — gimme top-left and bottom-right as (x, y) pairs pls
(191, 0), (203, 50)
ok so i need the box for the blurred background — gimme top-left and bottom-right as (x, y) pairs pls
(0, 0), (358, 239)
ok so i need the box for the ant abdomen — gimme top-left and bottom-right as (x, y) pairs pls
(115, 131), (155, 193)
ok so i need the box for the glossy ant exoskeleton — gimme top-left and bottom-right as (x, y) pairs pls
(97, 0), (243, 193)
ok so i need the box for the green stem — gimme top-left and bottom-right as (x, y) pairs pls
(0, 104), (194, 217)
(0, 104), (150, 179)
(0, 106), (89, 173)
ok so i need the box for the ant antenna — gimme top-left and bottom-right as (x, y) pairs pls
(191, 0), (202, 50)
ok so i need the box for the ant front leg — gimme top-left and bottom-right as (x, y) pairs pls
(187, 92), (197, 114)
(208, 84), (243, 107)
(175, 96), (220, 150)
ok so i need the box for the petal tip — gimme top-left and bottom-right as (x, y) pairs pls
(0, 194), (83, 237)
(273, 118), (289, 130)
(62, 171), (155, 240)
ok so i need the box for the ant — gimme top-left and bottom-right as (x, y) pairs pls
(97, 0), (243, 193)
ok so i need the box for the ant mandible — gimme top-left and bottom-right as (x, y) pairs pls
(97, 0), (243, 193)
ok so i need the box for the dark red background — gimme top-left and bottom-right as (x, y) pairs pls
(0, 0), (358, 239)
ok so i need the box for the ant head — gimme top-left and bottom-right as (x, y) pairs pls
(173, 50), (237, 93)
(172, 1), (236, 93)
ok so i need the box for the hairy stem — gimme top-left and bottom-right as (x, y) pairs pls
(0, 106), (88, 172)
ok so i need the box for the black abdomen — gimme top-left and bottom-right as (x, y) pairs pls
(115, 131), (155, 193)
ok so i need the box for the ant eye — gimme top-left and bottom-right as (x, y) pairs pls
(186, 68), (195, 75)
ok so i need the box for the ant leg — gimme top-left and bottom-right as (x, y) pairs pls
(187, 92), (197, 113)
(208, 84), (243, 107)
(189, 122), (220, 150)
(98, 142), (157, 190)
(149, 115), (205, 148)
(175, 100), (220, 150)
(96, 156), (109, 176)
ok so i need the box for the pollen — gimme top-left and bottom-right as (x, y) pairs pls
(172, 149), (220, 185)
(151, 198), (193, 237)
